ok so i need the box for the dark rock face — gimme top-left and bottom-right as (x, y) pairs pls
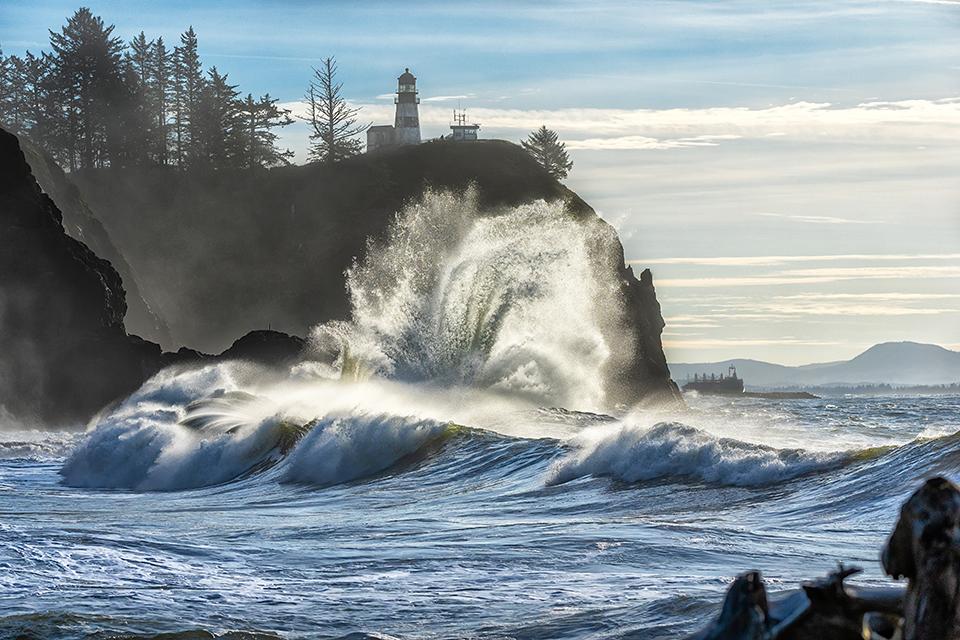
(0, 127), (164, 425)
(19, 139), (172, 347)
(613, 266), (681, 405)
(0, 128), (308, 425)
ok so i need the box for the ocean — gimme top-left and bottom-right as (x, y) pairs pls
(1, 389), (958, 639)
(3, 193), (957, 639)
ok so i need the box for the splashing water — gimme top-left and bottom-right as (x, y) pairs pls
(313, 188), (626, 411)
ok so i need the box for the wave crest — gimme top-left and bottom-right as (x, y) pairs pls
(282, 414), (452, 486)
(547, 421), (848, 487)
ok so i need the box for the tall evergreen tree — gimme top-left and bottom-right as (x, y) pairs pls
(173, 26), (204, 167)
(0, 45), (13, 129)
(48, 7), (127, 168)
(195, 66), (239, 168)
(127, 32), (152, 88)
(18, 52), (55, 148)
(2, 53), (28, 131)
(235, 93), (293, 169)
(521, 126), (573, 180)
(302, 57), (365, 164)
(150, 37), (173, 165)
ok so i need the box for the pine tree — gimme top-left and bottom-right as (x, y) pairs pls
(173, 26), (204, 167)
(150, 37), (172, 165)
(235, 93), (294, 169)
(123, 32), (154, 165)
(19, 51), (55, 148)
(301, 57), (365, 164)
(48, 8), (127, 168)
(2, 53), (27, 132)
(195, 66), (239, 168)
(521, 125), (573, 180)
(0, 46), (14, 129)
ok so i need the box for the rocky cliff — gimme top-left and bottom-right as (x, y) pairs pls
(0, 128), (306, 425)
(0, 128), (163, 425)
(19, 139), (172, 347)
(69, 140), (679, 405)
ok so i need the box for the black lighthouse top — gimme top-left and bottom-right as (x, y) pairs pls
(398, 68), (417, 94)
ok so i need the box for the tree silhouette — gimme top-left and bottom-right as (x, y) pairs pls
(194, 66), (239, 167)
(150, 37), (173, 165)
(302, 57), (366, 164)
(173, 26), (204, 167)
(48, 7), (127, 168)
(236, 93), (294, 168)
(1, 10), (321, 171)
(521, 125), (573, 180)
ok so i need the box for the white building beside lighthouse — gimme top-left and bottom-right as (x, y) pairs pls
(367, 68), (422, 153)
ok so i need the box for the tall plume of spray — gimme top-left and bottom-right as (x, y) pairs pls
(60, 189), (647, 490)
(311, 188), (632, 411)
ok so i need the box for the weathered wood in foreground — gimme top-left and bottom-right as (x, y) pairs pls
(882, 476), (960, 640)
(688, 566), (903, 640)
(690, 475), (960, 639)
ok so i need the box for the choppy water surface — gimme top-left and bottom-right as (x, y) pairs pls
(3, 194), (958, 638)
(2, 391), (958, 640)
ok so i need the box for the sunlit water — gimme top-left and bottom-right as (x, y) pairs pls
(2, 392), (959, 639)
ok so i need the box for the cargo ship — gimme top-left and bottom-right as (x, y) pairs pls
(682, 365), (745, 395)
(681, 365), (818, 399)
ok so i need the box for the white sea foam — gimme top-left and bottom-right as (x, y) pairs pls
(59, 364), (286, 490)
(547, 421), (847, 487)
(59, 361), (463, 490)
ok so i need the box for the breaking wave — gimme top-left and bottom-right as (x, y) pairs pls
(547, 421), (851, 487)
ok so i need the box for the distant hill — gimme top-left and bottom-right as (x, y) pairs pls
(670, 342), (960, 388)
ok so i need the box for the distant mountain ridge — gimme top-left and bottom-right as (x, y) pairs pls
(670, 342), (960, 388)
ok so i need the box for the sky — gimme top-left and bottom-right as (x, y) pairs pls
(2, 0), (959, 365)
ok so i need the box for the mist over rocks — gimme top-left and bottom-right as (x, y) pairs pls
(18, 138), (172, 347)
(2, 128), (678, 423)
(67, 139), (680, 406)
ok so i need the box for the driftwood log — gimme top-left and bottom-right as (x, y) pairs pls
(882, 476), (960, 640)
(688, 566), (903, 640)
(691, 476), (960, 639)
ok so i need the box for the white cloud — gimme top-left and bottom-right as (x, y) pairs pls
(633, 253), (960, 266)
(422, 94), (474, 103)
(663, 338), (842, 348)
(754, 212), (884, 225)
(279, 95), (960, 152)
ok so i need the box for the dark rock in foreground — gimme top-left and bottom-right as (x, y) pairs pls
(692, 477), (960, 640)
(0, 127), (306, 424)
(0, 127), (161, 424)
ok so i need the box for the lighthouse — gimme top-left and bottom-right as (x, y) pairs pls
(366, 68), (423, 153)
(393, 68), (421, 145)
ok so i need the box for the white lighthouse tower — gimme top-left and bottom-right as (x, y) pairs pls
(394, 68), (421, 145)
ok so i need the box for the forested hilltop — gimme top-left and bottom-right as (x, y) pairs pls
(0, 8), (295, 172)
